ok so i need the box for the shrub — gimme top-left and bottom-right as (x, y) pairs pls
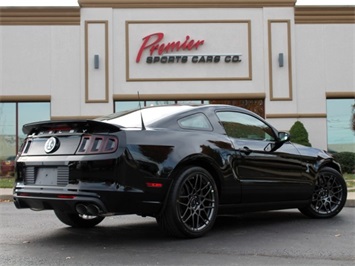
(332, 152), (355, 174)
(289, 121), (312, 147)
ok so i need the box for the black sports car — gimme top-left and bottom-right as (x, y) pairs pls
(13, 104), (347, 238)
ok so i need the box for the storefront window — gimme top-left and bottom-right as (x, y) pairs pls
(146, 101), (176, 107)
(327, 99), (355, 153)
(0, 102), (50, 171)
(177, 100), (208, 105)
(18, 102), (50, 147)
(0, 103), (16, 164)
(115, 100), (207, 112)
(114, 101), (141, 113)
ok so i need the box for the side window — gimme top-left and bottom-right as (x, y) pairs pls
(178, 113), (212, 131)
(216, 111), (275, 141)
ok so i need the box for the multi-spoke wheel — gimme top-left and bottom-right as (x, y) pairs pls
(54, 210), (105, 228)
(299, 167), (347, 218)
(157, 166), (218, 238)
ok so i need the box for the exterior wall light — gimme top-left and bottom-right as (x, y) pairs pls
(94, 54), (99, 69)
(278, 53), (284, 67)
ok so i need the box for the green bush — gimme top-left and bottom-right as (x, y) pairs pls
(0, 177), (14, 188)
(289, 121), (312, 147)
(332, 152), (355, 174)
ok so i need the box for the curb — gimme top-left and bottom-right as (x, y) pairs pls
(0, 194), (12, 201)
(1, 189), (355, 207)
(345, 199), (355, 207)
(0, 189), (13, 202)
(0, 188), (13, 202)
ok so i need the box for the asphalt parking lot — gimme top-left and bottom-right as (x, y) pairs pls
(0, 202), (354, 266)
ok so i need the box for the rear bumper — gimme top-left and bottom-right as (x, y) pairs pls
(14, 153), (172, 217)
(14, 191), (108, 214)
(13, 183), (165, 217)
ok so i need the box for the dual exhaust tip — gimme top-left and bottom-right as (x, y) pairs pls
(76, 203), (101, 216)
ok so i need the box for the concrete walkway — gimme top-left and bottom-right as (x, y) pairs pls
(1, 188), (354, 207)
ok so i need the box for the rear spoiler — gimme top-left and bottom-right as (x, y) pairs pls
(23, 120), (121, 135)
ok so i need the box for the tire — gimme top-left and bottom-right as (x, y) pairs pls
(54, 210), (105, 228)
(299, 167), (347, 219)
(157, 166), (219, 238)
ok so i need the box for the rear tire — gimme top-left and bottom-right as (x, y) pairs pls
(54, 210), (105, 228)
(157, 166), (219, 238)
(299, 167), (347, 219)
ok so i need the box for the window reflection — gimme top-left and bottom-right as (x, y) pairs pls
(114, 100), (206, 113)
(114, 101), (141, 113)
(0, 103), (16, 164)
(0, 102), (50, 176)
(146, 101), (175, 107)
(177, 100), (202, 105)
(217, 111), (275, 141)
(178, 113), (212, 130)
(327, 99), (355, 153)
(18, 102), (50, 147)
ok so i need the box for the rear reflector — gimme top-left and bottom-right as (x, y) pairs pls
(146, 182), (163, 188)
(57, 195), (76, 199)
(17, 193), (76, 199)
(18, 193), (30, 197)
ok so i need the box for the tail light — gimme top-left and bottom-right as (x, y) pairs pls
(76, 135), (118, 154)
(17, 139), (31, 156)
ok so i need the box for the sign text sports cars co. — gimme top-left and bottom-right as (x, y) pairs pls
(126, 21), (251, 81)
(136, 32), (242, 64)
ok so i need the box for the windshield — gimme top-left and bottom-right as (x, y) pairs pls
(98, 105), (194, 128)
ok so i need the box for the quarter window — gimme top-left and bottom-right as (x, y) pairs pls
(217, 111), (275, 141)
(178, 113), (212, 131)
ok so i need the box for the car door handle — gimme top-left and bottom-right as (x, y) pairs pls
(240, 146), (252, 155)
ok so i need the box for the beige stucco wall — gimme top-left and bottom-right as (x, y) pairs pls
(0, 3), (354, 150)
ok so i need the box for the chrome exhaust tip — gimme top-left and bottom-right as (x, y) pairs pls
(76, 204), (88, 215)
(87, 204), (100, 216)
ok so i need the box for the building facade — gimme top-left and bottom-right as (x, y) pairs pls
(0, 0), (354, 161)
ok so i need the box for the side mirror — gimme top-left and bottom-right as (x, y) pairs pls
(264, 132), (290, 152)
(278, 132), (290, 143)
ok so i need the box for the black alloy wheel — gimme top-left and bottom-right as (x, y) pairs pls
(299, 167), (347, 218)
(157, 166), (219, 238)
(54, 210), (105, 228)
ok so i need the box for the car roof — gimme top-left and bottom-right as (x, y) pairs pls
(99, 104), (256, 129)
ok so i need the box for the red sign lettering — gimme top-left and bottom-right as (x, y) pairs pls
(136, 32), (205, 63)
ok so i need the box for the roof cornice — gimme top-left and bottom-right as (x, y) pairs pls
(0, 7), (80, 25)
(295, 6), (355, 24)
(78, 0), (296, 8)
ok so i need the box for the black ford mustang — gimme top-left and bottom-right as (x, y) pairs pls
(13, 105), (347, 238)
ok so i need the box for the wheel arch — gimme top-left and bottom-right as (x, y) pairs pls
(157, 155), (221, 237)
(319, 160), (342, 175)
(169, 154), (223, 199)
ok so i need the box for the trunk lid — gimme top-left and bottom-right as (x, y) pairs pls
(21, 120), (120, 156)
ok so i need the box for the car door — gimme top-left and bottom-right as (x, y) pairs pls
(216, 111), (312, 203)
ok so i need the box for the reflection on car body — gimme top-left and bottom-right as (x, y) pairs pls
(13, 105), (347, 238)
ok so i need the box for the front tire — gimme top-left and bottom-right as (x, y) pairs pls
(299, 167), (347, 218)
(54, 210), (105, 228)
(157, 166), (219, 238)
